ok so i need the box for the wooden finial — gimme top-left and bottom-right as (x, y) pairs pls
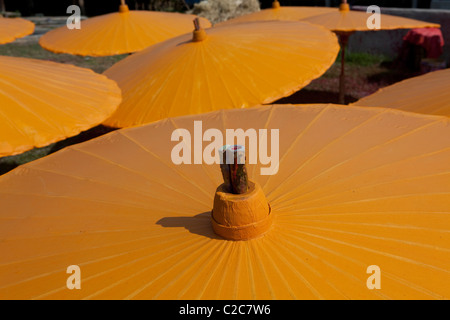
(192, 18), (207, 42)
(339, 0), (350, 11)
(219, 145), (232, 192)
(219, 145), (249, 194)
(119, 0), (129, 13)
(193, 17), (201, 31)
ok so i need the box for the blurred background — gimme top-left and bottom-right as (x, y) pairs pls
(0, 1), (439, 16)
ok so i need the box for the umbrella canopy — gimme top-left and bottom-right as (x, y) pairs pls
(102, 20), (339, 127)
(301, 1), (439, 32)
(0, 56), (122, 157)
(353, 68), (450, 117)
(216, 1), (336, 26)
(300, 0), (440, 104)
(39, 1), (211, 56)
(0, 104), (449, 300)
(0, 16), (35, 44)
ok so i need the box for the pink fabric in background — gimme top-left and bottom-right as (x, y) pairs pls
(403, 28), (445, 58)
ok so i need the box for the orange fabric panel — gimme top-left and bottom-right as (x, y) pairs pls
(301, 6), (439, 32)
(39, 7), (211, 56)
(353, 68), (450, 117)
(0, 105), (449, 300)
(0, 17), (34, 44)
(0, 56), (122, 156)
(216, 6), (336, 26)
(103, 21), (340, 127)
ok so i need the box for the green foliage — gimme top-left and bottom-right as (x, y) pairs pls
(337, 51), (392, 66)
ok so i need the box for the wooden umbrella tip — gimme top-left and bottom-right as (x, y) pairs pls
(211, 181), (272, 241)
(192, 18), (207, 42)
(193, 17), (201, 30)
(119, 3), (129, 13)
(219, 145), (249, 195)
(339, 2), (350, 12)
(272, 1), (281, 9)
(212, 144), (272, 240)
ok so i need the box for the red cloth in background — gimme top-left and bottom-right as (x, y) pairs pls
(403, 28), (444, 59)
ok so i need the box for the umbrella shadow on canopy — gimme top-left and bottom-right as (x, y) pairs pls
(156, 212), (222, 240)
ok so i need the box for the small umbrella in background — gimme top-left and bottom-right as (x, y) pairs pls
(0, 16), (35, 44)
(102, 20), (340, 127)
(0, 56), (121, 157)
(216, 0), (336, 26)
(39, 0), (211, 56)
(301, 0), (440, 104)
(0, 104), (449, 299)
(353, 68), (450, 117)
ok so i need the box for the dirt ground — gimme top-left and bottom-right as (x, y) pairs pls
(275, 56), (421, 105)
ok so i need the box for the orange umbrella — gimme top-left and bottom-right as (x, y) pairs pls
(0, 56), (121, 157)
(102, 20), (339, 127)
(353, 68), (450, 117)
(0, 104), (449, 300)
(0, 16), (35, 44)
(39, 0), (211, 56)
(216, 0), (336, 26)
(301, 0), (440, 104)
